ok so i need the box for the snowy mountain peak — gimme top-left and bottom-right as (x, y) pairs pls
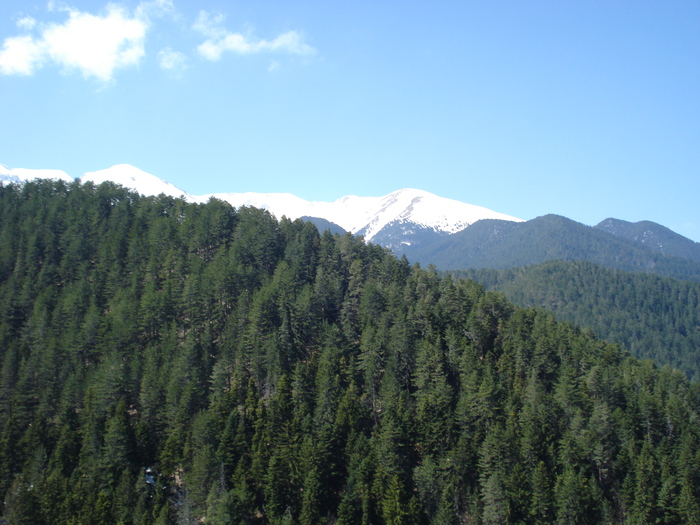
(334, 187), (522, 241)
(1, 161), (523, 249)
(79, 164), (191, 200)
(198, 187), (522, 243)
(0, 164), (73, 185)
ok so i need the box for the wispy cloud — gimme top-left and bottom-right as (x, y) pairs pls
(0, 1), (174, 82)
(194, 11), (315, 61)
(16, 16), (37, 31)
(158, 47), (187, 73)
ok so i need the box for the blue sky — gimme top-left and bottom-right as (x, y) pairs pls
(1, 1), (699, 241)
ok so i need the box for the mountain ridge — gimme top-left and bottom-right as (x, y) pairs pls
(594, 217), (700, 262)
(196, 186), (524, 243)
(4, 162), (699, 276)
(0, 163), (523, 244)
(408, 214), (700, 280)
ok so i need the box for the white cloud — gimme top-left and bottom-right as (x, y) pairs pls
(194, 10), (315, 61)
(0, 1), (169, 82)
(0, 3), (315, 80)
(158, 47), (187, 72)
(16, 16), (37, 31)
(42, 5), (147, 81)
(0, 35), (45, 75)
(192, 11), (227, 40)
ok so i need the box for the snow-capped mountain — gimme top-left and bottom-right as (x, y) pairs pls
(0, 164), (73, 185)
(198, 188), (522, 246)
(80, 164), (191, 201)
(5, 162), (700, 276)
(1, 162), (522, 251)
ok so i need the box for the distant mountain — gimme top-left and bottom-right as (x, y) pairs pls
(1, 164), (522, 247)
(83, 166), (523, 249)
(80, 164), (191, 201)
(5, 162), (700, 279)
(362, 219), (446, 254)
(198, 187), (523, 246)
(0, 164), (73, 185)
(4, 162), (523, 250)
(595, 217), (700, 262)
(299, 216), (346, 236)
(409, 214), (700, 280)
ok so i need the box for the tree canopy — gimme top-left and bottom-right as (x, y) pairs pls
(456, 260), (700, 381)
(1, 180), (699, 524)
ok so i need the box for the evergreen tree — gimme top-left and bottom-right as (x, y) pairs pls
(0, 180), (699, 523)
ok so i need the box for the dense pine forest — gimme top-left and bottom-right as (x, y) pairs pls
(1, 180), (700, 524)
(455, 261), (700, 382)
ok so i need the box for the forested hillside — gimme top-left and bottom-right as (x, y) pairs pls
(594, 218), (700, 263)
(455, 260), (700, 382)
(406, 214), (700, 280)
(1, 180), (700, 524)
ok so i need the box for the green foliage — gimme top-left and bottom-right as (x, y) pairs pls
(0, 180), (699, 523)
(456, 259), (700, 380)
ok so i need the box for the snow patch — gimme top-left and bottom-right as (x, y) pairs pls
(0, 164), (73, 184)
(80, 164), (192, 201)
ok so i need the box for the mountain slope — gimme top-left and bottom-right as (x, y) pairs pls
(408, 214), (700, 280)
(595, 217), (700, 262)
(455, 259), (700, 380)
(299, 215), (346, 235)
(2, 180), (700, 523)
